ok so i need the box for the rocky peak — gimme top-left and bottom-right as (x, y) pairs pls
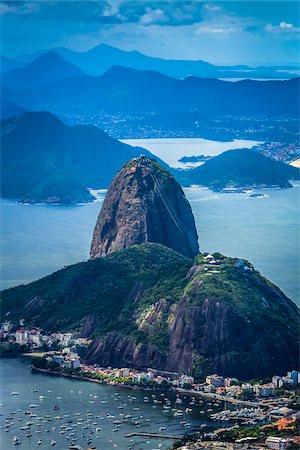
(90, 156), (199, 258)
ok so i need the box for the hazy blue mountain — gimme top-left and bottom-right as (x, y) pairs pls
(6, 66), (299, 117)
(16, 43), (299, 79)
(0, 111), (163, 203)
(0, 97), (26, 119)
(178, 149), (300, 190)
(0, 55), (25, 73)
(1, 51), (85, 89)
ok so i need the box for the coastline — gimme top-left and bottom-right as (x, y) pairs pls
(31, 366), (268, 409)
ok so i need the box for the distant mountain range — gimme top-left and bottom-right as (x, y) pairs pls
(2, 63), (299, 118)
(0, 97), (26, 120)
(15, 43), (299, 79)
(178, 149), (300, 190)
(0, 55), (24, 73)
(0, 111), (163, 203)
(1, 51), (85, 90)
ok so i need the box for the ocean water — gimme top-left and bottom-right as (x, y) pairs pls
(1, 184), (299, 305)
(120, 138), (262, 168)
(0, 358), (233, 450)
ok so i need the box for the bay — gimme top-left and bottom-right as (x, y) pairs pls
(0, 184), (299, 305)
(120, 138), (262, 168)
(0, 358), (231, 450)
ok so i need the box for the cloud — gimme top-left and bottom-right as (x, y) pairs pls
(0, 0), (206, 26)
(203, 3), (222, 12)
(265, 21), (300, 33)
(0, 1), (39, 16)
(140, 7), (168, 26)
(195, 13), (250, 36)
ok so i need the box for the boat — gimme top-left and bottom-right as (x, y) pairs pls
(29, 404), (39, 408)
(10, 392), (19, 395)
(38, 439), (42, 445)
(13, 436), (21, 445)
(51, 440), (56, 446)
(69, 445), (82, 450)
(53, 405), (59, 410)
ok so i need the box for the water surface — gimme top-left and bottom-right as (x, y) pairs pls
(0, 358), (230, 450)
(1, 185), (299, 305)
(121, 138), (262, 168)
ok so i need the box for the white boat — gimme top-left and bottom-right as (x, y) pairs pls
(10, 392), (19, 395)
(29, 404), (39, 408)
(13, 436), (21, 445)
(51, 440), (56, 446)
(38, 439), (42, 445)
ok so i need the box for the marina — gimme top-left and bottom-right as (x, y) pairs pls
(0, 358), (241, 450)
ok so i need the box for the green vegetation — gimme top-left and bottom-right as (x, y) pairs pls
(1, 242), (298, 378)
(0, 111), (162, 203)
(177, 148), (300, 190)
(218, 424), (299, 443)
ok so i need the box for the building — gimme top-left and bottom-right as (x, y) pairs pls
(3, 321), (13, 333)
(287, 370), (299, 387)
(206, 374), (225, 387)
(241, 383), (254, 395)
(179, 375), (194, 386)
(116, 368), (130, 378)
(224, 377), (238, 387)
(265, 437), (290, 450)
(70, 358), (81, 369)
(272, 376), (283, 389)
(254, 384), (274, 397)
(281, 377), (294, 388)
(269, 407), (293, 418)
(15, 328), (28, 345)
(28, 329), (42, 347)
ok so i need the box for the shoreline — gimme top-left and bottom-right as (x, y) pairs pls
(31, 366), (268, 409)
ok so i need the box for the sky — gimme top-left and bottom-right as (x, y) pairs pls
(1, 0), (299, 65)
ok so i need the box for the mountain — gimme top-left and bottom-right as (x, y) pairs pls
(1, 51), (85, 90)
(179, 149), (300, 190)
(90, 156), (199, 259)
(0, 55), (24, 73)
(5, 66), (299, 117)
(16, 43), (299, 79)
(0, 97), (26, 120)
(1, 242), (298, 379)
(0, 111), (163, 203)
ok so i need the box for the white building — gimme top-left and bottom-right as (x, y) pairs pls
(16, 329), (28, 345)
(3, 321), (13, 333)
(265, 437), (290, 450)
(28, 330), (42, 347)
(272, 376), (283, 389)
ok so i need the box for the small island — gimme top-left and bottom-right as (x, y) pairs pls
(179, 155), (213, 164)
(177, 148), (300, 191)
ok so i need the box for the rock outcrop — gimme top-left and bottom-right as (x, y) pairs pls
(1, 244), (299, 379)
(90, 156), (199, 258)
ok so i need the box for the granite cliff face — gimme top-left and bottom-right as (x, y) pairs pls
(90, 157), (199, 258)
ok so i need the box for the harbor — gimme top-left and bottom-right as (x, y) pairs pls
(0, 358), (240, 450)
